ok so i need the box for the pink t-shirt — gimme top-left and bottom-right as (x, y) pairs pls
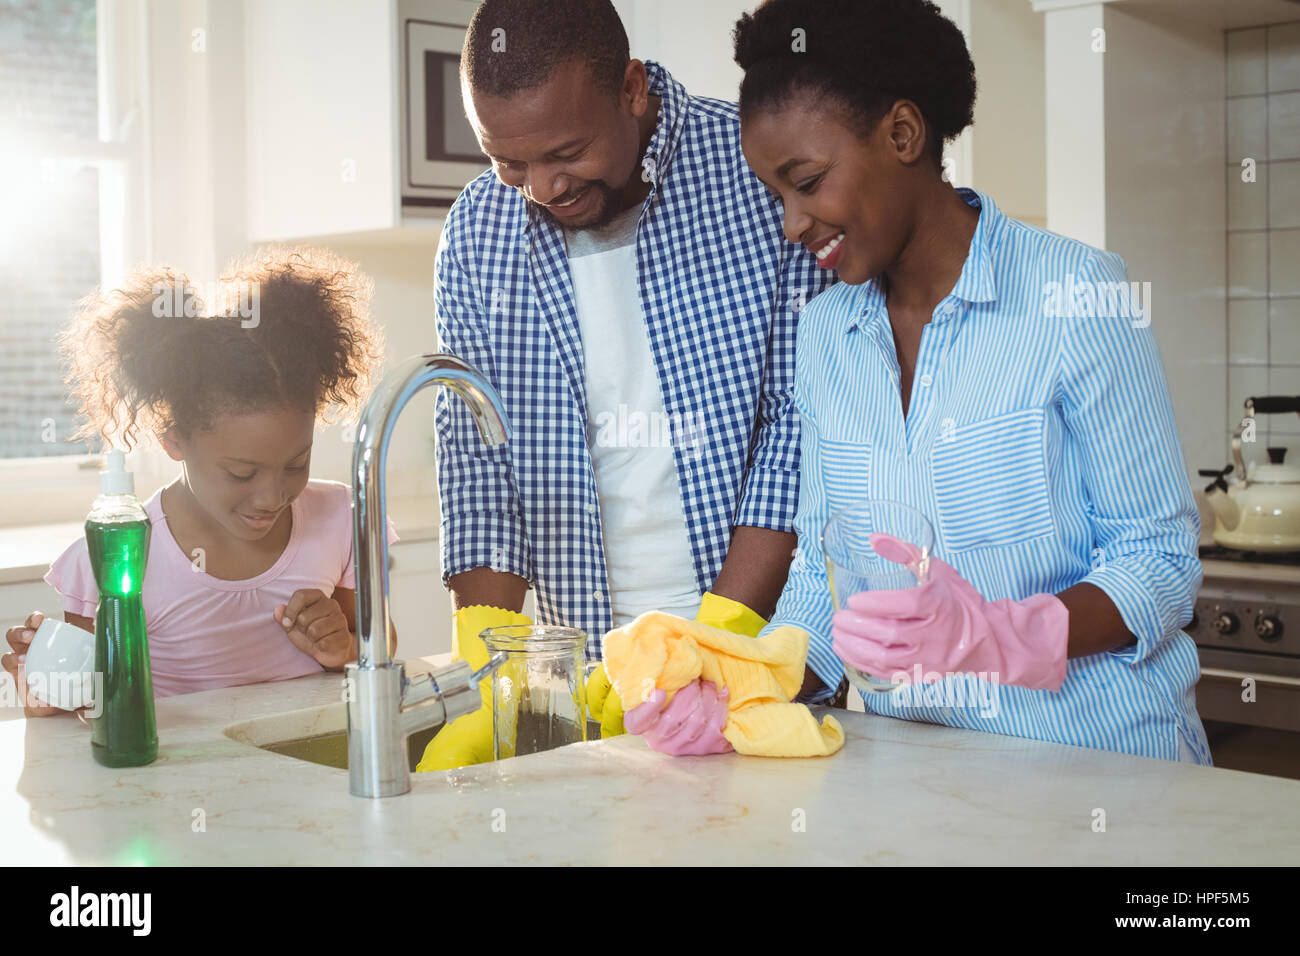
(44, 479), (398, 698)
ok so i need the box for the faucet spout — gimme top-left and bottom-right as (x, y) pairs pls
(352, 354), (510, 669)
(346, 353), (511, 798)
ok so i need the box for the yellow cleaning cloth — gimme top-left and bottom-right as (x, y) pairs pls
(603, 611), (844, 757)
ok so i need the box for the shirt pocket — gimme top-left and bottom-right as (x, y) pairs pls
(931, 407), (1054, 553)
(816, 435), (873, 516)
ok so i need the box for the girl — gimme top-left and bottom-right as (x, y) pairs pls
(3, 248), (395, 717)
(626, 0), (1210, 764)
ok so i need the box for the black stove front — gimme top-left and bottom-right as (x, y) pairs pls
(1191, 552), (1300, 737)
(1198, 544), (1300, 566)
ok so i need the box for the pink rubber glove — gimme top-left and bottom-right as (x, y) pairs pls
(623, 679), (734, 755)
(829, 533), (1070, 691)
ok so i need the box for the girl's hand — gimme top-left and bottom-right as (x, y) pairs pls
(274, 590), (357, 670)
(3, 611), (68, 718)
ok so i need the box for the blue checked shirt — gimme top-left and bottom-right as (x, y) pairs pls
(432, 61), (832, 659)
(765, 189), (1213, 764)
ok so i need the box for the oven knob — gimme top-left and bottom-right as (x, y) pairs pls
(1255, 615), (1283, 642)
(1213, 612), (1239, 635)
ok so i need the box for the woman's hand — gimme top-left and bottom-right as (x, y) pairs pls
(3, 611), (68, 718)
(829, 533), (1070, 691)
(274, 589), (357, 670)
(623, 678), (733, 755)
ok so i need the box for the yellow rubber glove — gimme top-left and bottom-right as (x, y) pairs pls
(586, 662), (626, 738)
(694, 591), (769, 638)
(589, 593), (767, 740)
(415, 604), (532, 772)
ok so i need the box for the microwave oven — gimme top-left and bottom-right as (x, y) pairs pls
(400, 0), (490, 212)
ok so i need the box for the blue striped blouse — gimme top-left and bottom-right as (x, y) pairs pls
(766, 188), (1212, 765)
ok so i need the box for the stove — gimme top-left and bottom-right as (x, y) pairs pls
(1191, 545), (1300, 734)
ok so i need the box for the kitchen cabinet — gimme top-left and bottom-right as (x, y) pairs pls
(243, 0), (411, 240)
(243, 0), (490, 242)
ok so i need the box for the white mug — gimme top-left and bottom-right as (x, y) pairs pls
(24, 618), (95, 711)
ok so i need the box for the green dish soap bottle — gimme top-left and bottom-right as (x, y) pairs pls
(87, 449), (157, 767)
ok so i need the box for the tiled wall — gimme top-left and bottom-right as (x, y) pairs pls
(1226, 22), (1300, 455)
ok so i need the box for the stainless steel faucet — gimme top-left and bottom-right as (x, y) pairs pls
(346, 353), (511, 798)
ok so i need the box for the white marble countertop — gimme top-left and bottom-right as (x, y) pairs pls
(5, 654), (1300, 866)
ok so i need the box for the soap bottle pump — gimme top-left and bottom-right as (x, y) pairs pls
(86, 449), (157, 767)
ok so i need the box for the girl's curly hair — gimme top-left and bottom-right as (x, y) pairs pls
(60, 247), (384, 451)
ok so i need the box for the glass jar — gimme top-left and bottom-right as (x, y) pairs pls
(482, 625), (588, 759)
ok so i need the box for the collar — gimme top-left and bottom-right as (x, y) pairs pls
(847, 188), (1001, 332)
(525, 60), (688, 236)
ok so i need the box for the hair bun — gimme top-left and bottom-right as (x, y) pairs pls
(59, 248), (383, 450)
(733, 0), (976, 151)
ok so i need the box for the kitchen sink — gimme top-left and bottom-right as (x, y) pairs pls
(259, 727), (439, 771)
(224, 702), (438, 771)
(225, 701), (602, 771)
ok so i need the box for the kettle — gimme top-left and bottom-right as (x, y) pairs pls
(1199, 396), (1300, 551)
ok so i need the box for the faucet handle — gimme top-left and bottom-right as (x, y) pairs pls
(398, 661), (467, 737)
(396, 653), (510, 740)
(432, 652), (507, 727)
(471, 651), (508, 688)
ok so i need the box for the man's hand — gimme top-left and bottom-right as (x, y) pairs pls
(274, 589), (357, 670)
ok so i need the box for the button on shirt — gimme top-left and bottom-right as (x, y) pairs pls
(765, 189), (1212, 765)
(433, 61), (833, 659)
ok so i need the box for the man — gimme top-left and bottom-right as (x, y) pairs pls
(418, 0), (837, 770)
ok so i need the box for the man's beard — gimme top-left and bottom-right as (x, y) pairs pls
(527, 180), (622, 230)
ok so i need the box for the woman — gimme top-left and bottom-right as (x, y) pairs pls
(624, 0), (1209, 764)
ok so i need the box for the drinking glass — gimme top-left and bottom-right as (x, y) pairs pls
(482, 625), (588, 759)
(822, 499), (934, 694)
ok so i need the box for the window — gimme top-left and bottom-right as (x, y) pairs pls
(0, 0), (149, 527)
(0, 0), (103, 459)
(0, 0), (145, 468)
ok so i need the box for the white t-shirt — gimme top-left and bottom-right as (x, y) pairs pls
(565, 205), (702, 626)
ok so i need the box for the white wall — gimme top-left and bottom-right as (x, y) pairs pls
(1102, 2), (1228, 478)
(305, 239), (443, 494)
(145, 0), (221, 283)
(970, 0), (1047, 226)
(1043, 2), (1108, 248)
(615, 0), (745, 100)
